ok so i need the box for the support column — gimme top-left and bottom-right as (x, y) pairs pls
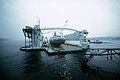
(110, 50), (112, 60)
(25, 34), (26, 49)
(29, 38), (30, 47)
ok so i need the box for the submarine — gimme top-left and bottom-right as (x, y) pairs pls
(49, 32), (65, 47)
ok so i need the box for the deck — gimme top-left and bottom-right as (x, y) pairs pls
(43, 44), (87, 55)
(20, 44), (120, 56)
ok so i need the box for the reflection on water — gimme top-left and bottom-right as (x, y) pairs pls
(22, 52), (89, 80)
(23, 52), (43, 76)
(21, 51), (120, 80)
(0, 40), (120, 80)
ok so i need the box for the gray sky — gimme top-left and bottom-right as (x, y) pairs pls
(0, 0), (120, 40)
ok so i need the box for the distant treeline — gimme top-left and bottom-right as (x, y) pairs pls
(88, 37), (120, 41)
(64, 32), (120, 41)
(0, 38), (7, 41)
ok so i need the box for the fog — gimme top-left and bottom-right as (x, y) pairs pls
(0, 0), (120, 40)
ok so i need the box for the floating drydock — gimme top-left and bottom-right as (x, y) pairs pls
(20, 24), (90, 54)
(20, 24), (120, 56)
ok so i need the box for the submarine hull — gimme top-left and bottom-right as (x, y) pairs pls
(49, 36), (65, 47)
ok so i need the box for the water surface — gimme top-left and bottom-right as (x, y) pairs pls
(0, 39), (120, 80)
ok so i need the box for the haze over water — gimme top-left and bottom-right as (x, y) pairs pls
(0, 0), (120, 40)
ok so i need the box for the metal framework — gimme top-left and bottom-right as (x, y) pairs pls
(41, 27), (88, 34)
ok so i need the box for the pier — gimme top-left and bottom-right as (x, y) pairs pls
(87, 48), (120, 60)
(43, 46), (120, 55)
(89, 48), (120, 55)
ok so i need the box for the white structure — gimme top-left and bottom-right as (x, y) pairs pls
(79, 30), (89, 49)
(22, 25), (43, 49)
(31, 25), (43, 48)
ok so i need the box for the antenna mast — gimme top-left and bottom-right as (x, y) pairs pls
(39, 19), (40, 26)
(36, 16), (40, 27)
(64, 19), (68, 27)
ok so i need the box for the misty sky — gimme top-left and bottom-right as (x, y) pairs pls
(0, 0), (120, 40)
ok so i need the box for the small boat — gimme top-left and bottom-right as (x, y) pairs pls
(90, 40), (102, 44)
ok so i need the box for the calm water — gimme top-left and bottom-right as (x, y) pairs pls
(0, 40), (120, 80)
